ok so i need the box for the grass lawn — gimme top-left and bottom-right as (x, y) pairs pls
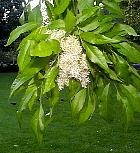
(0, 73), (140, 153)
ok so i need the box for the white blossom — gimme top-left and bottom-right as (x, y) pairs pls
(45, 30), (90, 90)
(45, 29), (66, 40)
(58, 35), (90, 90)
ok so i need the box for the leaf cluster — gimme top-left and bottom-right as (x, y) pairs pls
(6, 0), (140, 142)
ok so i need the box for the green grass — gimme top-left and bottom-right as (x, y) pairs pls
(0, 73), (140, 153)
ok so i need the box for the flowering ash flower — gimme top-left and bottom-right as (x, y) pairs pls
(41, 0), (49, 25)
(57, 35), (90, 90)
(45, 29), (66, 40)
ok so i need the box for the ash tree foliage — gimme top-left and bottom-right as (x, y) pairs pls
(6, 0), (140, 142)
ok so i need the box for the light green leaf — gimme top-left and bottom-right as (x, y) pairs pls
(11, 57), (48, 97)
(6, 22), (38, 46)
(65, 10), (76, 32)
(78, 0), (94, 12)
(43, 65), (59, 94)
(48, 19), (65, 30)
(80, 19), (100, 32)
(54, 0), (70, 15)
(77, 6), (99, 24)
(71, 89), (86, 116)
(17, 40), (36, 72)
(81, 32), (120, 44)
(113, 42), (140, 63)
(28, 5), (43, 25)
(45, 0), (55, 20)
(30, 41), (52, 57)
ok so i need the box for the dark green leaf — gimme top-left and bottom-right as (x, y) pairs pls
(71, 89), (86, 116)
(114, 54), (130, 83)
(99, 82), (117, 121)
(79, 93), (96, 124)
(19, 84), (37, 112)
(102, 0), (123, 17)
(31, 103), (45, 143)
(48, 85), (60, 107)
(113, 42), (140, 63)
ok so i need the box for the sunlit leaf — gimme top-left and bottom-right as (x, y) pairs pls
(6, 22), (38, 46)
(43, 65), (59, 94)
(54, 0), (70, 15)
(81, 32), (120, 44)
(65, 10), (76, 32)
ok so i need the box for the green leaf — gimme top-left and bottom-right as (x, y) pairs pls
(17, 40), (36, 72)
(30, 39), (61, 57)
(80, 18), (100, 32)
(84, 43), (119, 81)
(81, 32), (120, 44)
(78, 0), (94, 13)
(77, 6), (99, 24)
(68, 79), (81, 100)
(99, 82), (117, 121)
(102, 0), (123, 17)
(117, 92), (134, 129)
(18, 83), (37, 113)
(79, 93), (96, 124)
(6, 22), (38, 46)
(65, 10), (76, 32)
(113, 42), (140, 63)
(48, 85), (60, 107)
(54, 0), (70, 15)
(30, 41), (52, 57)
(114, 54), (130, 83)
(43, 65), (59, 94)
(11, 57), (48, 96)
(48, 19), (65, 30)
(106, 24), (137, 38)
(71, 89), (86, 116)
(121, 85), (140, 112)
(45, 0), (55, 20)
(28, 5), (43, 25)
(118, 24), (137, 36)
(31, 103), (45, 143)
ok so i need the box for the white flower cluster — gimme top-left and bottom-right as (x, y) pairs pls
(45, 30), (90, 90)
(40, 0), (49, 25)
(45, 29), (66, 40)
(58, 35), (90, 90)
